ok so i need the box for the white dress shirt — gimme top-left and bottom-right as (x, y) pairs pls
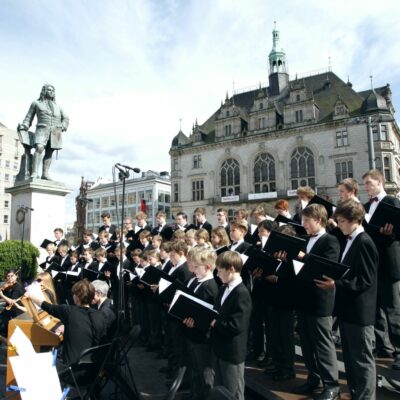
(341, 226), (364, 262)
(220, 276), (242, 305)
(306, 228), (326, 254)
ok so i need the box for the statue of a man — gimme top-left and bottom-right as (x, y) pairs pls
(18, 84), (69, 180)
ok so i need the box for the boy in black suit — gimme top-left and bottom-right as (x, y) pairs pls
(183, 248), (219, 400)
(294, 204), (340, 399)
(194, 207), (213, 236)
(211, 251), (252, 400)
(316, 199), (379, 399)
(163, 241), (193, 379)
(362, 169), (400, 368)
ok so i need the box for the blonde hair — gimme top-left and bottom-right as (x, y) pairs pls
(37, 272), (57, 304)
(191, 248), (216, 271)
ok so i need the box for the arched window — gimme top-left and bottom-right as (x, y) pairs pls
(290, 146), (315, 189)
(220, 158), (240, 196)
(253, 153), (276, 193)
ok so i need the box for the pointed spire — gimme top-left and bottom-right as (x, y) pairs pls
(179, 118), (182, 131)
(268, 21), (287, 74)
(370, 75), (374, 90)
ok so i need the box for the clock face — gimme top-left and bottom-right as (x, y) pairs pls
(16, 208), (26, 224)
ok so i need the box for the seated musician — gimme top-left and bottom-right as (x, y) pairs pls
(37, 272), (58, 304)
(0, 269), (25, 332)
(26, 279), (107, 368)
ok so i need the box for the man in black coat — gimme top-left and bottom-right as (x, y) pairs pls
(92, 280), (117, 341)
(194, 207), (213, 236)
(293, 204), (340, 399)
(363, 169), (400, 369)
(98, 212), (117, 241)
(316, 199), (379, 399)
(211, 251), (252, 400)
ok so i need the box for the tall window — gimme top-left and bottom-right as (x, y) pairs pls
(335, 160), (353, 183)
(373, 124), (388, 141)
(290, 146), (315, 189)
(193, 155), (202, 169)
(384, 156), (391, 182)
(4, 200), (9, 208)
(173, 183), (179, 203)
(172, 158), (178, 171)
(224, 124), (232, 136)
(4, 215), (9, 224)
(254, 153), (276, 193)
(192, 180), (204, 201)
(295, 110), (303, 122)
(220, 158), (240, 196)
(5, 160), (10, 168)
(258, 117), (266, 129)
(336, 129), (349, 147)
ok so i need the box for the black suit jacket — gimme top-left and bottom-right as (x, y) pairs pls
(364, 195), (400, 280)
(99, 298), (117, 339)
(230, 241), (252, 291)
(151, 224), (174, 241)
(197, 221), (213, 236)
(211, 282), (252, 364)
(185, 278), (219, 344)
(296, 233), (340, 316)
(335, 232), (379, 326)
(170, 261), (193, 284)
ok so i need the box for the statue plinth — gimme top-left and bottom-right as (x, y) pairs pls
(6, 179), (72, 247)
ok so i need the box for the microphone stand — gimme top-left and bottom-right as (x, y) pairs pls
(88, 165), (140, 400)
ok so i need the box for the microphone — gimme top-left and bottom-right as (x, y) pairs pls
(116, 163), (140, 173)
(21, 206), (34, 211)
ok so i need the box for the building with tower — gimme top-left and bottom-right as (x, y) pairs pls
(169, 25), (400, 224)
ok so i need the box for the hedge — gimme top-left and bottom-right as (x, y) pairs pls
(0, 240), (39, 281)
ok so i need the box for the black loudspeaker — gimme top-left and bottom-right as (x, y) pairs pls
(207, 386), (236, 400)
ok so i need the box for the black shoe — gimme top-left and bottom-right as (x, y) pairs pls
(257, 356), (270, 368)
(315, 387), (341, 400)
(292, 379), (321, 394)
(272, 371), (296, 381)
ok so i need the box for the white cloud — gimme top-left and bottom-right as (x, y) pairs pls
(0, 0), (399, 225)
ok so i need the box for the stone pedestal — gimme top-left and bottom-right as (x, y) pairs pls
(6, 179), (72, 248)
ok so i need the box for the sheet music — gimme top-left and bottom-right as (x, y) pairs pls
(159, 278), (172, 293)
(293, 260), (304, 275)
(135, 267), (145, 278)
(25, 282), (46, 310)
(10, 352), (63, 400)
(239, 253), (249, 264)
(170, 290), (216, 311)
(9, 326), (35, 356)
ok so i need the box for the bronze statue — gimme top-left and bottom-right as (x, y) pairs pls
(17, 84), (69, 181)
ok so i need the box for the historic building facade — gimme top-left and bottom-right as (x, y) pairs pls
(169, 27), (400, 225)
(0, 122), (23, 239)
(84, 170), (171, 232)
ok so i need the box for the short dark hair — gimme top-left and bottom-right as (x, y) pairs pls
(101, 212), (111, 219)
(54, 228), (64, 234)
(301, 204), (328, 227)
(333, 199), (365, 223)
(362, 169), (385, 184)
(72, 279), (95, 305)
(257, 219), (278, 232)
(216, 251), (243, 273)
(176, 211), (188, 220)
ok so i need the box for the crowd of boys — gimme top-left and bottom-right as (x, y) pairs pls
(32, 169), (400, 400)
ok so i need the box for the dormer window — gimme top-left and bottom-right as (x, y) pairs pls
(194, 133), (202, 142)
(225, 124), (232, 136)
(296, 94), (300, 102)
(226, 110), (230, 117)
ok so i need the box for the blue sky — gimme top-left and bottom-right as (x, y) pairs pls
(0, 0), (399, 224)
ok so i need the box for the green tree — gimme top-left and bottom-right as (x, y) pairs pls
(0, 241), (39, 281)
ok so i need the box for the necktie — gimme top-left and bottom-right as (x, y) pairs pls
(231, 242), (238, 246)
(347, 235), (352, 240)
(369, 197), (379, 203)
